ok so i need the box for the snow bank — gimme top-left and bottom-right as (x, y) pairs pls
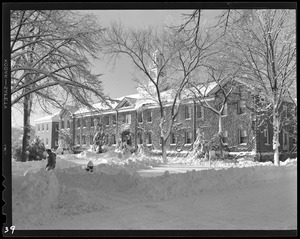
(12, 155), (297, 229)
(12, 156), (80, 176)
(281, 157), (297, 166)
(131, 163), (297, 201)
(12, 169), (59, 228)
(54, 165), (141, 193)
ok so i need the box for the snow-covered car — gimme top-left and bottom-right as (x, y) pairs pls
(71, 145), (83, 154)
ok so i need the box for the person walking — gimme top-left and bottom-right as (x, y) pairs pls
(45, 149), (56, 170)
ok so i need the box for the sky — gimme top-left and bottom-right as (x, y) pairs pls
(11, 9), (221, 128)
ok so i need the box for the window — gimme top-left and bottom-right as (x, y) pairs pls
(264, 129), (270, 145)
(121, 101), (131, 108)
(283, 131), (289, 150)
(77, 135), (80, 144)
(82, 119), (86, 128)
(111, 134), (116, 145)
(138, 112), (143, 123)
(137, 132), (143, 144)
(61, 121), (64, 129)
(42, 138), (44, 144)
(90, 135), (93, 145)
(222, 131), (228, 145)
(103, 116), (110, 126)
(283, 105), (288, 118)
(82, 135), (86, 145)
(56, 124), (59, 131)
(112, 114), (116, 125)
(147, 111), (152, 122)
(147, 132), (152, 145)
(104, 134), (109, 144)
(77, 119), (81, 128)
(221, 103), (228, 116)
(170, 132), (176, 145)
(196, 105), (204, 119)
(46, 124), (48, 131)
(185, 131), (192, 144)
(55, 140), (58, 146)
(238, 100), (246, 115)
(38, 125), (40, 131)
(185, 106), (192, 119)
(125, 114), (131, 124)
(238, 129), (248, 144)
(67, 120), (70, 129)
(90, 117), (94, 127)
(42, 124), (44, 131)
(46, 138), (48, 145)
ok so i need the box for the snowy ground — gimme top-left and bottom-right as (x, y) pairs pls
(11, 150), (297, 233)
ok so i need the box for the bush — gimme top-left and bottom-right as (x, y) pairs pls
(13, 147), (23, 162)
(13, 137), (46, 162)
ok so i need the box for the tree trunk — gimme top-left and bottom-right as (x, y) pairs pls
(273, 112), (280, 166)
(159, 114), (168, 164)
(189, 129), (202, 158)
(21, 90), (33, 162)
(218, 114), (224, 158)
(161, 137), (167, 164)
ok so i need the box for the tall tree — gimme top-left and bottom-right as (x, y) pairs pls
(187, 63), (241, 158)
(225, 10), (296, 166)
(11, 10), (107, 161)
(101, 22), (220, 163)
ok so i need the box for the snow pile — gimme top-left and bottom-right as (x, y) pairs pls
(54, 165), (141, 193)
(12, 156), (80, 176)
(56, 185), (105, 216)
(166, 154), (296, 168)
(131, 164), (297, 201)
(12, 169), (59, 228)
(281, 158), (297, 166)
(72, 150), (163, 171)
(12, 155), (297, 229)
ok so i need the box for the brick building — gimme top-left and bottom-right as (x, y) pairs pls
(34, 112), (60, 150)
(54, 78), (295, 162)
(34, 51), (296, 162)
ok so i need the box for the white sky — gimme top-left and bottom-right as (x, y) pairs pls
(11, 10), (221, 128)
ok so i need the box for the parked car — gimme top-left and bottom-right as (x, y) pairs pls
(71, 145), (83, 154)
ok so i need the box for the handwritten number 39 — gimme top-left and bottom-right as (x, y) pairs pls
(4, 226), (15, 234)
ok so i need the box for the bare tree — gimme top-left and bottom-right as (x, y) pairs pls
(187, 56), (241, 158)
(101, 22), (220, 163)
(11, 10), (107, 161)
(225, 9), (296, 166)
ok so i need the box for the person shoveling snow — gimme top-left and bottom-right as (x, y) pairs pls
(85, 160), (94, 172)
(45, 149), (56, 171)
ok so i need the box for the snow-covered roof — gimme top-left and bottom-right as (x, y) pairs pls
(73, 99), (119, 115)
(34, 112), (60, 124)
(61, 78), (262, 117)
(115, 93), (141, 101)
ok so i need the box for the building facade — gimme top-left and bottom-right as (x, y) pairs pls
(34, 113), (60, 150)
(53, 79), (295, 162)
(34, 51), (296, 162)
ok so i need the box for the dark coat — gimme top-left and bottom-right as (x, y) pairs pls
(46, 152), (56, 167)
